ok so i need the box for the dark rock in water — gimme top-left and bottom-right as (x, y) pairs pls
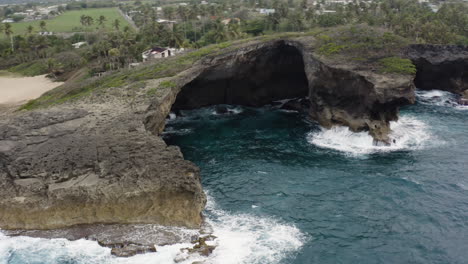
(215, 105), (229, 114)
(458, 98), (468, 106)
(175, 235), (217, 262)
(110, 243), (156, 257)
(280, 98), (310, 112)
(460, 91), (468, 105)
(188, 235), (217, 256)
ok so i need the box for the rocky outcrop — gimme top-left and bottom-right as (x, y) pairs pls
(146, 40), (415, 143)
(0, 80), (206, 230)
(406, 44), (468, 99)
(3, 37), (462, 242)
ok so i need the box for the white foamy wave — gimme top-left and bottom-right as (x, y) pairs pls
(307, 116), (433, 155)
(0, 229), (201, 264)
(211, 106), (243, 115)
(203, 194), (306, 264)
(416, 89), (467, 109)
(162, 127), (193, 136)
(0, 194), (305, 264)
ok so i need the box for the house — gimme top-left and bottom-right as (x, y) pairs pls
(258, 8), (275, 14)
(221, 18), (241, 25)
(72, 41), (87, 49)
(38, 31), (54, 36)
(142, 47), (184, 61)
(156, 19), (177, 30)
(2, 18), (14, 23)
(142, 47), (172, 61)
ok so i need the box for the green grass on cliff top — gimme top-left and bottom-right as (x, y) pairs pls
(20, 25), (413, 110)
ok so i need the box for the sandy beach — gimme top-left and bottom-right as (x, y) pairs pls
(0, 73), (63, 106)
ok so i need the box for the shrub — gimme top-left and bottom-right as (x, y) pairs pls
(379, 57), (416, 75)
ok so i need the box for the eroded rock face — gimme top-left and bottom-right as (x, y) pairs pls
(0, 82), (206, 230)
(304, 58), (415, 142)
(406, 45), (468, 95)
(146, 40), (415, 143)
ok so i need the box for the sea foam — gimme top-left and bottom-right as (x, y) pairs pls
(307, 116), (432, 155)
(416, 89), (468, 110)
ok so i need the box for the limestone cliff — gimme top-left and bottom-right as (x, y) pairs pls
(0, 80), (206, 230)
(406, 44), (468, 99)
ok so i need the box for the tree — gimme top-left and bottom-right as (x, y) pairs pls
(113, 19), (120, 31)
(98, 15), (107, 28)
(39, 21), (47, 32)
(80, 15), (86, 27)
(177, 5), (188, 39)
(108, 48), (120, 70)
(163, 6), (175, 20)
(27, 25), (34, 34)
(212, 20), (227, 43)
(3, 23), (14, 51)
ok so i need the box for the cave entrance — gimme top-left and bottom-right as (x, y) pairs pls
(172, 41), (309, 110)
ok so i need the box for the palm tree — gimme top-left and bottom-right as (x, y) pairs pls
(80, 15), (87, 27)
(39, 21), (47, 32)
(27, 25), (34, 34)
(98, 15), (107, 28)
(213, 21), (227, 43)
(227, 22), (242, 40)
(3, 23), (14, 51)
(177, 6), (188, 39)
(113, 19), (120, 31)
(163, 6), (175, 20)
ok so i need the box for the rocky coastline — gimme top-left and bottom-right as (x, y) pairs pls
(0, 36), (466, 258)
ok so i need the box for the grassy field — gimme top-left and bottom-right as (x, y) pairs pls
(9, 8), (131, 36)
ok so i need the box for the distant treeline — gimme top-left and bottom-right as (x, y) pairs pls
(65, 1), (117, 11)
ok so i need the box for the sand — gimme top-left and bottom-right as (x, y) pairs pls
(0, 74), (63, 106)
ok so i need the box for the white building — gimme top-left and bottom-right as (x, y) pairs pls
(258, 8), (276, 14)
(2, 18), (14, 23)
(142, 47), (184, 61)
(72, 41), (87, 49)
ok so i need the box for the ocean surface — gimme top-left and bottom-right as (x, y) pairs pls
(1, 89), (467, 264)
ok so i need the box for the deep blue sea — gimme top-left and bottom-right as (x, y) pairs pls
(1, 90), (467, 264)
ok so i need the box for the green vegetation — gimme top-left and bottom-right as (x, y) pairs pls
(7, 8), (130, 36)
(379, 57), (417, 75)
(159, 80), (176, 89)
(314, 26), (410, 59)
(8, 61), (48, 76)
(18, 41), (239, 110)
(0, 0), (465, 111)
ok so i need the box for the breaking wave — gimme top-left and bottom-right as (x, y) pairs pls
(203, 193), (306, 264)
(416, 89), (468, 110)
(307, 116), (433, 155)
(0, 194), (305, 264)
